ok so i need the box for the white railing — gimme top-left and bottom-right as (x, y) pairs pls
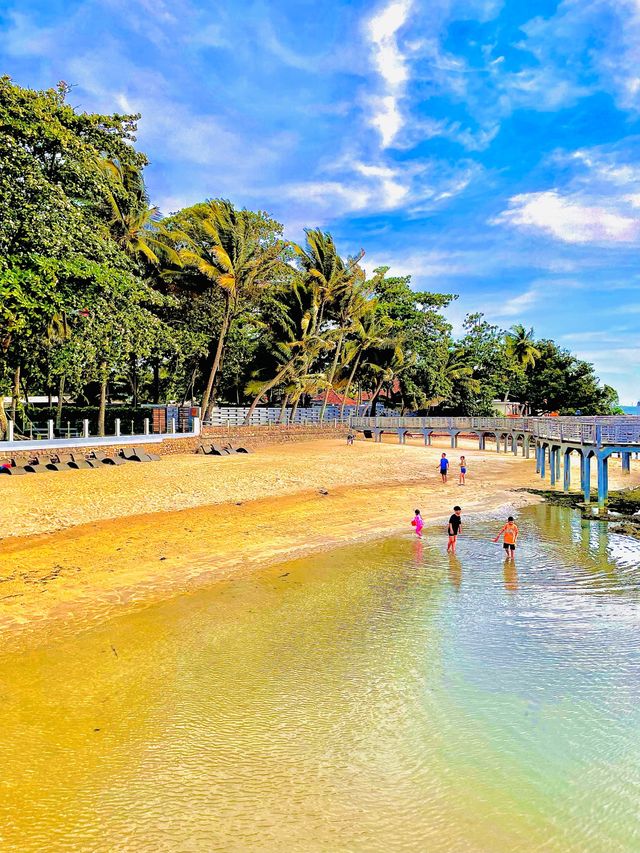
(1, 415), (201, 453)
(204, 405), (395, 427)
(349, 416), (640, 447)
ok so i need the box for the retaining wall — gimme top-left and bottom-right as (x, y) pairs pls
(150, 424), (348, 455)
(1, 425), (348, 461)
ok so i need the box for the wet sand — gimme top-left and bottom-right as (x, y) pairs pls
(1, 436), (637, 649)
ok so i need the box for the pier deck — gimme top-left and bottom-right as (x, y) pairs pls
(350, 416), (640, 506)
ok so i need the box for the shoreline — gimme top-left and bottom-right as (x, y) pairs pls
(1, 437), (637, 652)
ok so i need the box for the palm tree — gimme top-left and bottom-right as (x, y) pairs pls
(364, 332), (413, 415)
(291, 231), (370, 422)
(170, 200), (284, 419)
(99, 159), (177, 265)
(243, 332), (331, 423)
(442, 347), (482, 405)
(317, 273), (372, 422)
(243, 264), (342, 424)
(338, 306), (393, 419)
(287, 371), (328, 423)
(291, 229), (351, 331)
(504, 324), (540, 404)
(442, 348), (481, 396)
(505, 324), (541, 370)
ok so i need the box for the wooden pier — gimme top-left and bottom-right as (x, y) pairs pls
(349, 416), (640, 507)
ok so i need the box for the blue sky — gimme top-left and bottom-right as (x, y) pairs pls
(1, 0), (640, 403)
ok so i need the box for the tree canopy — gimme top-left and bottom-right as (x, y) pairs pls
(0, 77), (621, 436)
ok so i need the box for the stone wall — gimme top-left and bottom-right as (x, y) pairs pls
(146, 425), (347, 455)
(3, 425), (347, 462)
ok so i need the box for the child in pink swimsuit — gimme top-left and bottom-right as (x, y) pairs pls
(412, 509), (424, 538)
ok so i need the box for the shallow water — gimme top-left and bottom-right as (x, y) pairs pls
(1, 504), (640, 853)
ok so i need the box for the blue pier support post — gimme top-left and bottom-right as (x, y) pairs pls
(478, 433), (485, 451)
(503, 434), (509, 453)
(622, 451), (631, 473)
(373, 428), (383, 443)
(397, 428), (408, 445)
(550, 448), (557, 486)
(535, 444), (541, 473)
(450, 431), (459, 449)
(524, 436), (530, 458)
(512, 434), (518, 455)
(597, 455), (609, 508)
(540, 445), (546, 478)
(563, 450), (571, 492)
(421, 429), (432, 446)
(582, 454), (591, 503)
(495, 434), (501, 454)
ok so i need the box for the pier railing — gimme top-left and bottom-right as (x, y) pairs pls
(349, 416), (640, 447)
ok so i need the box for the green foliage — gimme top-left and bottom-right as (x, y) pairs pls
(523, 340), (616, 415)
(0, 77), (622, 431)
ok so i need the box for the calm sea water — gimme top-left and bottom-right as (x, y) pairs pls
(1, 505), (639, 852)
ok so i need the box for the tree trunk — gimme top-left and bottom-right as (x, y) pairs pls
(98, 361), (108, 437)
(319, 333), (344, 423)
(56, 374), (65, 428)
(339, 350), (362, 420)
(153, 360), (160, 404)
(244, 359), (295, 424)
(201, 303), (231, 421)
(208, 341), (228, 416)
(130, 355), (139, 408)
(278, 393), (290, 424)
(368, 376), (386, 417)
(0, 396), (7, 440)
(181, 365), (198, 406)
(11, 364), (20, 422)
(290, 394), (301, 423)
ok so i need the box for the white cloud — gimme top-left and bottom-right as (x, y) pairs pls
(280, 154), (477, 225)
(516, 0), (640, 114)
(494, 142), (640, 245)
(491, 285), (543, 318)
(561, 329), (632, 343)
(494, 191), (640, 244)
(365, 0), (413, 147)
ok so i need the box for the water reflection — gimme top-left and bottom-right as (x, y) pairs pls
(447, 554), (462, 590)
(503, 557), (518, 592)
(0, 504), (639, 853)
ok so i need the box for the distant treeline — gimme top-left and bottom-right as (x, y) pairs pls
(0, 77), (621, 436)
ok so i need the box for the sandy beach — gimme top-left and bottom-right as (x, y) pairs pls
(1, 436), (638, 649)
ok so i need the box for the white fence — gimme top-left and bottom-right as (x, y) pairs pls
(205, 405), (395, 427)
(1, 415), (201, 454)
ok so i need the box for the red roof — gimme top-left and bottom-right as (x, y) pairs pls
(312, 390), (359, 406)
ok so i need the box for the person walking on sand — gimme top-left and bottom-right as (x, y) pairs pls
(493, 516), (519, 560)
(459, 456), (466, 486)
(411, 509), (424, 539)
(447, 506), (462, 553)
(439, 453), (449, 483)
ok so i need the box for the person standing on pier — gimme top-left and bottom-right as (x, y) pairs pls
(439, 453), (450, 483)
